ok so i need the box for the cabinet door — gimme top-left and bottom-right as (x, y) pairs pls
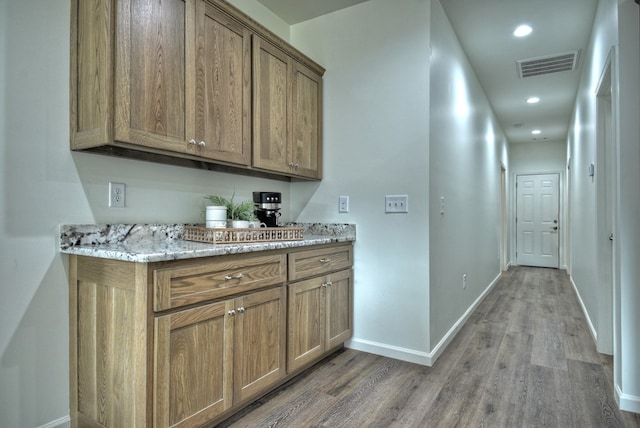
(114, 0), (193, 153)
(287, 276), (325, 372)
(196, 2), (251, 165)
(154, 299), (234, 428)
(252, 36), (291, 174)
(234, 286), (287, 403)
(326, 269), (353, 350)
(290, 61), (323, 179)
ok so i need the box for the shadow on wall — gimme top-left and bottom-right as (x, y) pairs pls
(0, 253), (70, 427)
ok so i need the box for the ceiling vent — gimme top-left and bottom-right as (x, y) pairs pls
(517, 50), (580, 78)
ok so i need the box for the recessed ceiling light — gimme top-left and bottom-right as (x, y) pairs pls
(527, 96), (540, 104)
(531, 129), (542, 135)
(514, 25), (532, 37)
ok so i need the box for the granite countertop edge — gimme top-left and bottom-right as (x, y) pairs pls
(59, 223), (356, 263)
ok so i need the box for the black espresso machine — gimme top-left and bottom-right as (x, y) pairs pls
(253, 192), (282, 227)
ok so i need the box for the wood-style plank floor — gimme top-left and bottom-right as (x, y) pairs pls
(219, 266), (640, 427)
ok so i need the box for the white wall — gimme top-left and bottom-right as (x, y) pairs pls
(615, 0), (640, 409)
(288, 0), (433, 363)
(510, 140), (567, 173)
(567, 0), (640, 412)
(227, 0), (290, 41)
(428, 0), (509, 351)
(0, 1), (291, 426)
(286, 0), (509, 363)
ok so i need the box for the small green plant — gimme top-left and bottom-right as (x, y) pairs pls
(204, 193), (257, 222)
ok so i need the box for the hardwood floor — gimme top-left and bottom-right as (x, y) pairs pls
(219, 266), (640, 427)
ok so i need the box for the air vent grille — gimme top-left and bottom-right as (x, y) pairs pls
(517, 50), (580, 78)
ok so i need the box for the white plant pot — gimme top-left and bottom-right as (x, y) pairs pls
(229, 220), (250, 228)
(206, 206), (227, 221)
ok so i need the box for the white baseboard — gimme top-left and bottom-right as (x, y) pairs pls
(38, 415), (70, 428)
(569, 275), (597, 343)
(346, 271), (503, 367)
(428, 271), (502, 364)
(346, 338), (433, 366)
(616, 384), (640, 414)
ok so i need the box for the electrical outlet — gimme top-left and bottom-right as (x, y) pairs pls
(109, 182), (126, 208)
(463, 273), (467, 289)
(385, 195), (408, 213)
(339, 196), (349, 213)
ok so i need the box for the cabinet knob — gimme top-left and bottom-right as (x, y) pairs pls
(224, 273), (245, 281)
(228, 310), (236, 316)
(326, 281), (333, 287)
(199, 141), (206, 147)
(189, 139), (196, 145)
(319, 258), (331, 263)
(321, 283), (328, 288)
(237, 307), (246, 313)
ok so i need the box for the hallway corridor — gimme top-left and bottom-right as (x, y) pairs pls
(221, 267), (640, 427)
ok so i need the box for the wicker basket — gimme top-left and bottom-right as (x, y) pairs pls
(183, 225), (304, 244)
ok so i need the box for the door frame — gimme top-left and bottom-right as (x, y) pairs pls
(500, 163), (508, 271)
(594, 48), (617, 355)
(512, 171), (564, 269)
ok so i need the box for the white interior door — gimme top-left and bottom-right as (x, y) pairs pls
(516, 174), (560, 268)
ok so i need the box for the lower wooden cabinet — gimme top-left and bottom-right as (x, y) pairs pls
(69, 242), (352, 428)
(154, 286), (286, 427)
(287, 269), (353, 372)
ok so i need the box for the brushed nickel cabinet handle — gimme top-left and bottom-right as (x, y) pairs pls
(189, 139), (196, 145)
(228, 310), (236, 316)
(320, 258), (331, 263)
(199, 141), (206, 147)
(237, 307), (246, 313)
(224, 273), (245, 280)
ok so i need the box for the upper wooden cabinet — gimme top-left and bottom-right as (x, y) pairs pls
(253, 37), (323, 179)
(70, 0), (323, 179)
(71, 0), (251, 165)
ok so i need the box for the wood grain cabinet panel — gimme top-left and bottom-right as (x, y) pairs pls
(233, 286), (287, 403)
(195, 2), (251, 164)
(71, 0), (252, 166)
(287, 269), (353, 372)
(154, 286), (286, 427)
(252, 36), (323, 179)
(288, 243), (353, 282)
(291, 61), (323, 179)
(69, 243), (351, 428)
(154, 300), (234, 428)
(153, 253), (286, 311)
(71, 0), (323, 178)
(252, 36), (291, 175)
(287, 244), (354, 373)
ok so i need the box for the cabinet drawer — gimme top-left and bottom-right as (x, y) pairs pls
(288, 244), (353, 281)
(154, 254), (286, 311)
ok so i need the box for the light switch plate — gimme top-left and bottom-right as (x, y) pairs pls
(338, 196), (349, 213)
(385, 195), (408, 213)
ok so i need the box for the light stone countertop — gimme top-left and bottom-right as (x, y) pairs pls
(59, 223), (355, 263)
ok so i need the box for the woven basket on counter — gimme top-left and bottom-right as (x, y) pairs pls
(183, 225), (304, 244)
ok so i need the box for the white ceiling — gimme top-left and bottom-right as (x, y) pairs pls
(257, 0), (370, 25)
(257, 0), (599, 144)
